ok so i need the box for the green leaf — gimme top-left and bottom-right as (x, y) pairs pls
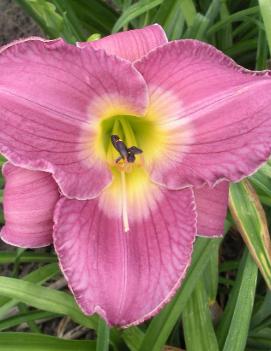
(0, 251), (57, 264)
(222, 250), (258, 351)
(250, 162), (271, 198)
(207, 6), (259, 37)
(0, 276), (98, 329)
(138, 237), (222, 351)
(66, 0), (118, 36)
(183, 279), (219, 351)
(179, 0), (197, 27)
(112, 0), (163, 33)
(153, 0), (185, 40)
(0, 311), (60, 331)
(96, 317), (110, 351)
(259, 0), (271, 55)
(121, 327), (145, 351)
(203, 240), (219, 303)
(229, 180), (271, 289)
(251, 291), (271, 331)
(196, 0), (221, 40)
(0, 333), (96, 351)
(218, 0), (233, 50)
(0, 263), (59, 316)
(16, 0), (63, 37)
(216, 249), (258, 350)
(248, 328), (271, 349)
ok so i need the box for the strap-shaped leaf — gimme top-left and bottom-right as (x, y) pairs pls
(259, 0), (271, 54)
(183, 279), (219, 351)
(220, 250), (258, 351)
(0, 276), (98, 329)
(138, 237), (222, 351)
(229, 179), (271, 289)
(223, 252), (258, 351)
(0, 333), (95, 351)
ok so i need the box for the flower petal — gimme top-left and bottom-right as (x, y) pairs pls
(0, 37), (148, 199)
(53, 185), (196, 326)
(194, 182), (229, 237)
(77, 24), (167, 62)
(1, 163), (59, 248)
(135, 40), (271, 189)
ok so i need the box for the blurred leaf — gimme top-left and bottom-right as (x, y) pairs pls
(207, 6), (259, 37)
(229, 180), (271, 289)
(112, 0), (163, 32)
(0, 251), (57, 264)
(251, 291), (271, 331)
(183, 279), (219, 351)
(0, 311), (60, 331)
(138, 237), (222, 351)
(248, 328), (271, 349)
(0, 155), (6, 167)
(256, 28), (270, 69)
(218, 0), (233, 50)
(87, 33), (102, 41)
(154, 0), (185, 40)
(67, 0), (118, 36)
(0, 333), (96, 351)
(222, 250), (258, 351)
(259, 0), (271, 55)
(0, 276), (98, 329)
(179, 0), (197, 27)
(16, 0), (64, 37)
(196, 0), (221, 40)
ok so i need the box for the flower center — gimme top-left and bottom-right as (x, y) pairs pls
(95, 114), (164, 172)
(94, 114), (167, 233)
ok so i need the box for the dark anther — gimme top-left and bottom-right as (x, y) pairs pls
(111, 135), (143, 163)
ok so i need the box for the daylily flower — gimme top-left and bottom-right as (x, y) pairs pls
(1, 24), (271, 326)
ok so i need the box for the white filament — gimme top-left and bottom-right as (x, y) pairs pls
(120, 171), (129, 232)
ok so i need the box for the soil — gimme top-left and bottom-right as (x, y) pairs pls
(0, 0), (42, 46)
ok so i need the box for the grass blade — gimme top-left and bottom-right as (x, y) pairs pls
(183, 279), (219, 351)
(0, 277), (98, 329)
(112, 0), (163, 32)
(138, 237), (222, 351)
(96, 317), (110, 351)
(222, 250), (258, 351)
(229, 180), (271, 289)
(0, 332), (96, 351)
(259, 0), (271, 55)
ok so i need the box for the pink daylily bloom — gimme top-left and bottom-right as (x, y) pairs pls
(1, 24), (271, 326)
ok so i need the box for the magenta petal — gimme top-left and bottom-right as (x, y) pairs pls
(77, 24), (167, 61)
(135, 40), (271, 189)
(1, 163), (59, 248)
(53, 187), (196, 326)
(0, 37), (148, 199)
(194, 182), (229, 237)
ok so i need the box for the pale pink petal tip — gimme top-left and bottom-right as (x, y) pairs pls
(135, 39), (271, 190)
(53, 187), (196, 326)
(1, 163), (59, 248)
(77, 24), (168, 61)
(194, 182), (229, 237)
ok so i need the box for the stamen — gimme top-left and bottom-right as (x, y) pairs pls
(120, 170), (129, 233)
(111, 134), (143, 166)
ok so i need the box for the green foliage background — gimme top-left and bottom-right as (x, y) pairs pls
(1, 0), (271, 350)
